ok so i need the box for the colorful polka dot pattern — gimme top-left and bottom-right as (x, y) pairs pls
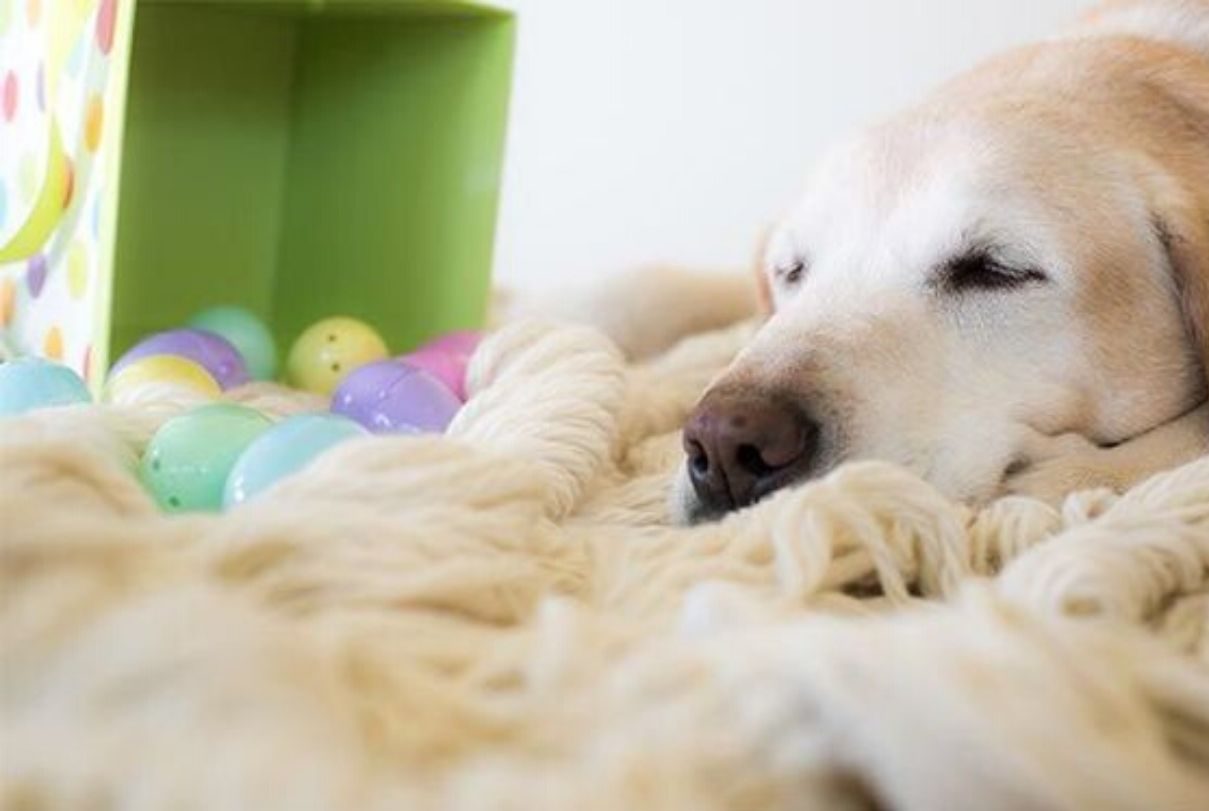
(0, 278), (14, 326)
(1, 0), (126, 381)
(61, 159), (74, 208)
(84, 94), (102, 151)
(2, 71), (16, 121)
(67, 240), (87, 298)
(42, 324), (61, 358)
(97, 0), (116, 54)
(25, 254), (46, 296)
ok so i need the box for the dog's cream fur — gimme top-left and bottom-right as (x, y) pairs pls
(674, 0), (1209, 520)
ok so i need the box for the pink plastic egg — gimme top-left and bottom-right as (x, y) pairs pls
(419, 330), (481, 360)
(401, 330), (482, 401)
(397, 348), (467, 401)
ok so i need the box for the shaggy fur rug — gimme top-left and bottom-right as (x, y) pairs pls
(2, 318), (1208, 810)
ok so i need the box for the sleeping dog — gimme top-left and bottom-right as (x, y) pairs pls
(675, 0), (1209, 523)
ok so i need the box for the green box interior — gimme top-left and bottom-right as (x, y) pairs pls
(110, 0), (514, 369)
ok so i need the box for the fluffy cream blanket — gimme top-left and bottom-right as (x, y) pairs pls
(2, 319), (1208, 810)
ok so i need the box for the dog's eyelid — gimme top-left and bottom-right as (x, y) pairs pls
(773, 257), (808, 286)
(936, 246), (1048, 293)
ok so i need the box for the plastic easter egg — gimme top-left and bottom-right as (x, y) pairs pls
(224, 412), (368, 507)
(112, 328), (250, 389)
(103, 355), (222, 406)
(286, 317), (388, 396)
(139, 403), (273, 512)
(188, 306), (277, 381)
(397, 348), (468, 401)
(419, 330), (481, 360)
(407, 329), (481, 399)
(331, 360), (461, 434)
(0, 357), (91, 415)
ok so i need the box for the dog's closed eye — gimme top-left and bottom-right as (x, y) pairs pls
(936, 247), (1048, 294)
(775, 259), (807, 287)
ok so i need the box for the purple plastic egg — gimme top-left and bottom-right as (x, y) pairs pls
(330, 359), (461, 434)
(112, 328), (250, 389)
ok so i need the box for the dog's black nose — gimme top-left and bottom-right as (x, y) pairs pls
(683, 387), (819, 514)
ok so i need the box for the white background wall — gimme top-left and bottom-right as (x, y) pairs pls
(493, 0), (1094, 289)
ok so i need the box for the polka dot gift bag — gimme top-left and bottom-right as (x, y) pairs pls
(0, 0), (133, 384)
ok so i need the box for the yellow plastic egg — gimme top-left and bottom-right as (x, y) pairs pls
(286, 317), (388, 395)
(104, 354), (222, 406)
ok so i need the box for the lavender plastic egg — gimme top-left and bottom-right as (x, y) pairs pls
(330, 360), (461, 434)
(112, 328), (250, 389)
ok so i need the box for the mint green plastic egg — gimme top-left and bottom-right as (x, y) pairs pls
(140, 403), (273, 513)
(0, 358), (91, 416)
(223, 412), (368, 507)
(188, 306), (278, 381)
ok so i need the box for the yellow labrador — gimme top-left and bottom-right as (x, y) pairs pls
(676, 0), (1209, 522)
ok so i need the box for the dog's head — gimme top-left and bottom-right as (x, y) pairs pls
(674, 44), (1209, 523)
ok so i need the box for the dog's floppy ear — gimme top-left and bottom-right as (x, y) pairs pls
(1157, 208), (1209, 382)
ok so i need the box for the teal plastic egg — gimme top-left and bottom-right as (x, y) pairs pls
(0, 358), (92, 416)
(139, 403), (273, 513)
(223, 412), (368, 507)
(189, 306), (278, 381)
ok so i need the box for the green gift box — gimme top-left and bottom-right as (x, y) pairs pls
(0, 0), (515, 386)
